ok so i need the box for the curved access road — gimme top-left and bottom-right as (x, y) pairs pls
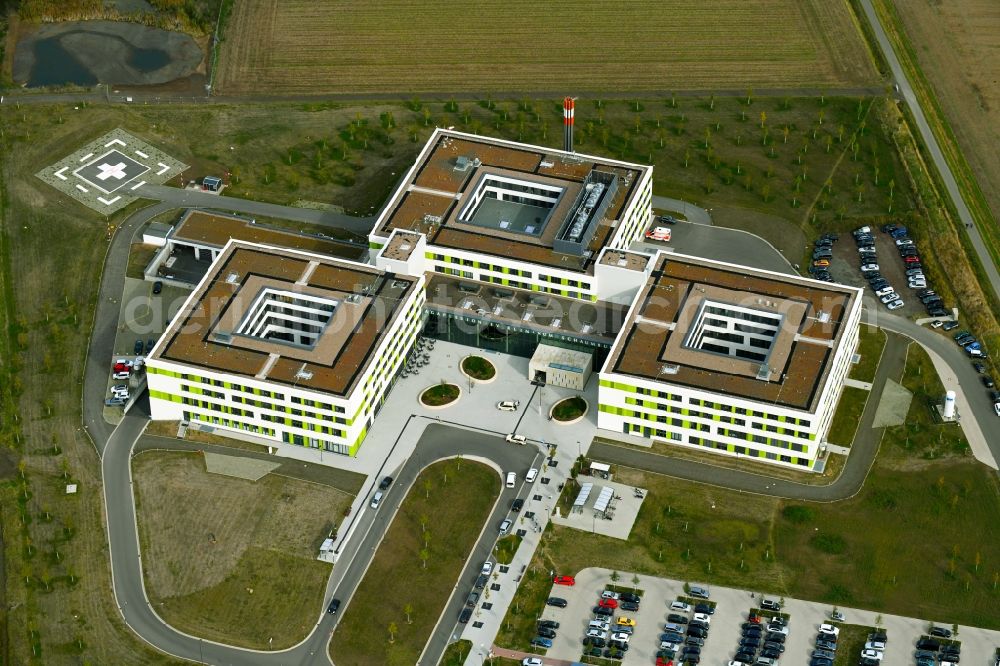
(857, 0), (1000, 304)
(652, 195), (713, 225)
(101, 398), (538, 665)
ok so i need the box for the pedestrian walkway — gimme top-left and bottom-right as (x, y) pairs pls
(844, 377), (873, 390)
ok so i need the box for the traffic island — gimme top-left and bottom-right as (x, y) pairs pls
(419, 382), (461, 408)
(460, 355), (497, 383)
(550, 396), (588, 424)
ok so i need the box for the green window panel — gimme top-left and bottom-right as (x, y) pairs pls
(369, 241), (384, 250)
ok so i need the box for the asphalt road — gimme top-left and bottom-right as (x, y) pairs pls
(134, 184), (374, 237)
(857, 0), (1000, 304)
(590, 331), (909, 501)
(651, 195), (713, 225)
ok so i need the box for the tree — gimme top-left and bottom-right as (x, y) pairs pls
(403, 603), (414, 624)
(746, 88), (753, 105)
(782, 126), (790, 144)
(388, 622), (397, 643)
(423, 530), (431, 548)
(419, 513), (429, 531)
(423, 478), (433, 498)
(610, 570), (621, 585)
(759, 111), (767, 129)
(419, 549), (429, 569)
(632, 574), (640, 592)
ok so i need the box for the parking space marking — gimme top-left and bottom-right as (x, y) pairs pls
(156, 162), (171, 175)
(54, 167), (69, 180)
(134, 149), (149, 159)
(76, 184), (89, 193)
(105, 138), (126, 147)
(130, 180), (147, 191)
(78, 152), (94, 162)
(98, 195), (122, 206)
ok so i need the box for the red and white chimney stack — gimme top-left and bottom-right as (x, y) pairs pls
(563, 96), (575, 153)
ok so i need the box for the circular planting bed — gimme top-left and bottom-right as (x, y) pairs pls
(550, 396), (589, 424)
(419, 383), (461, 409)
(460, 355), (497, 383)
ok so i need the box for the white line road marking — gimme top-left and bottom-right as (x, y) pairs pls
(55, 167), (69, 180)
(98, 195), (122, 206)
(130, 180), (146, 191)
(79, 152), (95, 162)
(156, 162), (170, 175)
(105, 139), (126, 147)
(76, 184), (89, 193)
(134, 150), (149, 159)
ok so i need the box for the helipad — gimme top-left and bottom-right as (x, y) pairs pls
(37, 128), (188, 213)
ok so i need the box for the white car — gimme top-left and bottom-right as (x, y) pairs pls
(993, 401), (1000, 417)
(609, 631), (631, 642)
(693, 613), (711, 624)
(930, 321), (944, 329)
(861, 649), (884, 661)
(865, 640), (886, 651)
(498, 519), (512, 536)
(525, 468), (538, 483)
(481, 561), (493, 576)
(586, 627), (608, 639)
(819, 623), (840, 636)
(497, 401), (519, 411)
(861, 263), (880, 272)
(660, 641), (681, 651)
(887, 299), (905, 310)
(895, 238), (914, 246)
(729, 662), (749, 666)
(874, 286), (895, 297)
(370, 491), (383, 509)
(600, 590), (620, 600)
(767, 624), (789, 636)
(645, 226), (672, 242)
(879, 292), (899, 304)
(588, 620), (610, 631)
(909, 281), (927, 289)
(523, 659), (543, 666)
(858, 245), (876, 253)
(669, 600), (691, 612)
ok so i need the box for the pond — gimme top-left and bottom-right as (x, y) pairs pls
(13, 20), (203, 88)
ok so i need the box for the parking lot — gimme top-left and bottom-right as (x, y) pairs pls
(527, 568), (1000, 666)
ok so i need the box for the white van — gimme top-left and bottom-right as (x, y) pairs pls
(525, 468), (538, 483)
(505, 472), (516, 488)
(497, 400), (519, 412)
(505, 433), (526, 445)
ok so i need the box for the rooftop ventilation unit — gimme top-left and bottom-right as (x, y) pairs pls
(756, 364), (771, 381)
(225, 272), (240, 284)
(391, 280), (410, 289)
(660, 364), (680, 375)
(215, 332), (232, 344)
(817, 311), (831, 324)
(345, 294), (362, 304)
(294, 364), (313, 381)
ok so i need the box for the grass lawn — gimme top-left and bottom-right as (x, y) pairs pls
(132, 451), (350, 649)
(849, 324), (886, 384)
(882, 345), (969, 459)
(552, 396), (588, 422)
(126, 243), (159, 280)
(461, 355), (496, 381)
(330, 460), (499, 666)
(420, 383), (460, 407)
(439, 639), (473, 665)
(495, 534), (523, 566)
(832, 624), (874, 666)
(499, 354), (999, 650)
(826, 387), (869, 446)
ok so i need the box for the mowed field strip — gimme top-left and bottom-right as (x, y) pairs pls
(215, 0), (879, 94)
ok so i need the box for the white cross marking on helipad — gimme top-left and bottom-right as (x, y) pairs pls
(96, 162), (128, 181)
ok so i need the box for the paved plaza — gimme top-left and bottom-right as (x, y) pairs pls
(36, 128), (187, 213)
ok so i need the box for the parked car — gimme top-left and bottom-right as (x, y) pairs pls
(688, 586), (710, 599)
(499, 518), (512, 535)
(152, 280), (163, 295)
(943, 321), (960, 331)
(482, 561), (493, 576)
(620, 601), (640, 612)
(133, 339), (144, 354)
(694, 603), (714, 615)
(546, 597), (567, 608)
(668, 614), (689, 624)
(529, 637), (552, 648)
(929, 627), (953, 638)
(598, 598), (618, 609)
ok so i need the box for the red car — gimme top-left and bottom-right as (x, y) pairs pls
(904, 256), (921, 263)
(656, 659), (673, 666)
(552, 575), (576, 586)
(747, 613), (762, 624)
(597, 597), (618, 609)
